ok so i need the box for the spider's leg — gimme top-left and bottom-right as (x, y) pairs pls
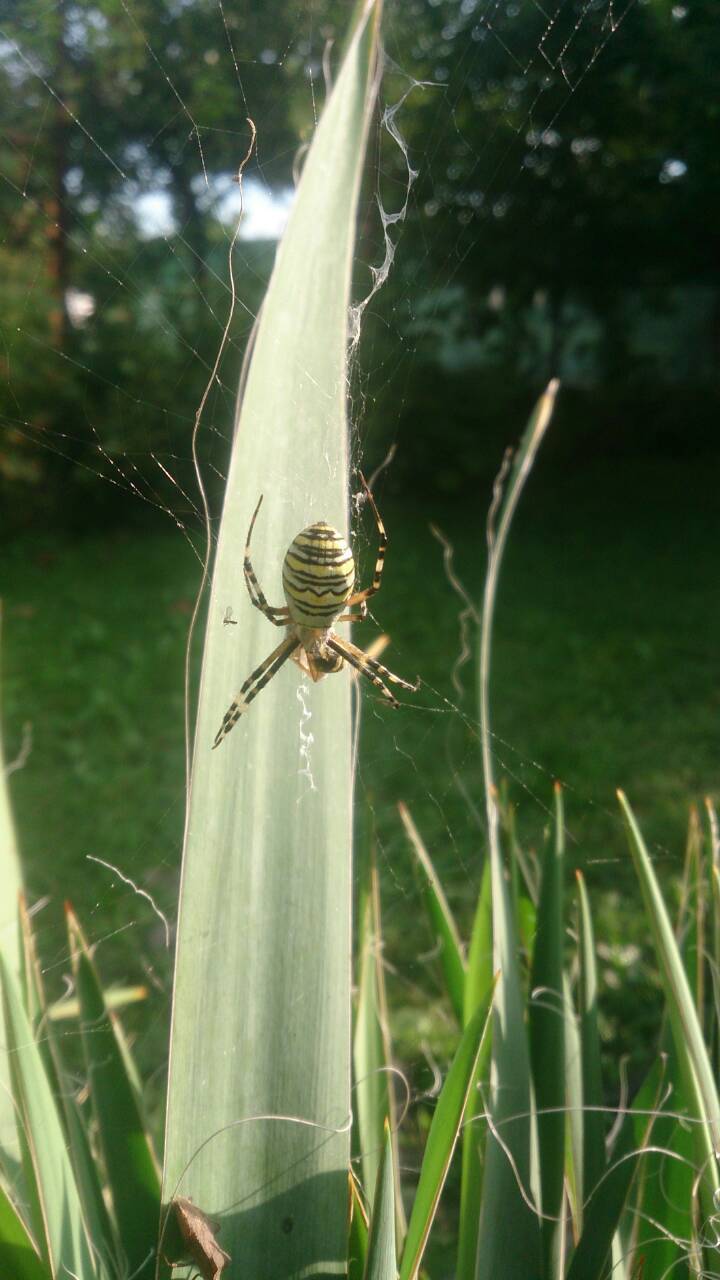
(335, 601), (368, 624)
(346, 473), (387, 607)
(335, 635), (419, 693)
(328, 637), (403, 708)
(213, 636), (299, 747)
(243, 495), (291, 626)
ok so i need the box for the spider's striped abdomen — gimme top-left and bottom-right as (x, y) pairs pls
(282, 521), (355, 628)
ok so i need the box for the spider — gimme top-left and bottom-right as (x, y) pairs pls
(212, 474), (419, 748)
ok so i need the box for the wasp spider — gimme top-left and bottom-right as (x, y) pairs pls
(212, 475), (419, 747)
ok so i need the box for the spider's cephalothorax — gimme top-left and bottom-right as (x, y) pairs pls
(212, 475), (419, 748)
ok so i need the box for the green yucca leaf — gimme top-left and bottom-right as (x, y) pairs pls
(162, 5), (382, 1277)
(475, 382), (558, 1280)
(354, 865), (390, 1212)
(349, 1174), (370, 1280)
(0, 1181), (49, 1280)
(562, 971), (584, 1242)
(399, 981), (495, 1280)
(67, 908), (160, 1280)
(0, 607), (24, 1174)
(48, 985), (148, 1021)
(0, 953), (97, 1280)
(619, 790), (720, 1233)
(398, 802), (466, 1024)
(18, 898), (119, 1275)
(629, 1054), (692, 1280)
(456, 862), (492, 1280)
(364, 1124), (397, 1280)
(529, 782), (566, 1275)
(565, 1108), (639, 1280)
(576, 869), (606, 1215)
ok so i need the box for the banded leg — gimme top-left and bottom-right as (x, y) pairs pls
(338, 636), (419, 693)
(328, 636), (418, 708)
(244, 495), (290, 626)
(335, 602), (368, 624)
(212, 636), (299, 747)
(347, 473), (387, 607)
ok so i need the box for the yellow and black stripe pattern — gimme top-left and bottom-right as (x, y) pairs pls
(282, 521), (355, 628)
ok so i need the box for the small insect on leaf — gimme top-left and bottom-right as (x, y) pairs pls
(172, 1197), (231, 1280)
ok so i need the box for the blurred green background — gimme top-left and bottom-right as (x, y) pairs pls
(1, 0), (718, 1091)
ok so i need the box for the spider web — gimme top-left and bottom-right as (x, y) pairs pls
(0, 0), (710, 1197)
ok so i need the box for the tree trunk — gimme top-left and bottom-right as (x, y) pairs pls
(46, 0), (69, 350)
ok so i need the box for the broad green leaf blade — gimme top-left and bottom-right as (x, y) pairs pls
(398, 802), (466, 1024)
(399, 981), (495, 1280)
(0, 954), (96, 1280)
(68, 908), (160, 1279)
(475, 384), (558, 1280)
(618, 790), (720, 1229)
(163, 7), (382, 1278)
(457, 862), (492, 1280)
(0, 605), (24, 1172)
(364, 1125), (397, 1280)
(529, 782), (566, 1275)
(576, 870), (606, 1208)
(0, 1182), (50, 1280)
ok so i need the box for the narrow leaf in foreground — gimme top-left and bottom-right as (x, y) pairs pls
(566, 1104), (649, 1280)
(398, 802), (466, 1024)
(68, 907), (160, 1279)
(365, 1124), (397, 1280)
(0, 954), (96, 1280)
(576, 870), (606, 1212)
(349, 1173), (370, 1280)
(399, 980), (495, 1280)
(354, 869), (390, 1211)
(618, 789), (720, 1228)
(529, 782), (566, 1275)
(456, 862), (492, 1280)
(0, 606), (24, 1171)
(0, 1181), (49, 1280)
(476, 384), (559, 1280)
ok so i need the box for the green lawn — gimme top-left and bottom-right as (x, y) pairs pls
(2, 451), (718, 1084)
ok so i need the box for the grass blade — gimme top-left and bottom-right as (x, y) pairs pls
(19, 898), (119, 1276)
(349, 1173), (370, 1280)
(628, 1054), (692, 1280)
(0, 605), (24, 1173)
(563, 971), (583, 1243)
(529, 782), (566, 1275)
(0, 953), (96, 1280)
(398, 802), (466, 1024)
(0, 1181), (50, 1280)
(576, 869), (606, 1212)
(456, 862), (492, 1280)
(565, 1110), (639, 1280)
(618, 789), (720, 1231)
(163, 6), (382, 1276)
(67, 907), (160, 1279)
(354, 863), (390, 1211)
(475, 383), (559, 1279)
(399, 981), (495, 1280)
(364, 1124), (397, 1280)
